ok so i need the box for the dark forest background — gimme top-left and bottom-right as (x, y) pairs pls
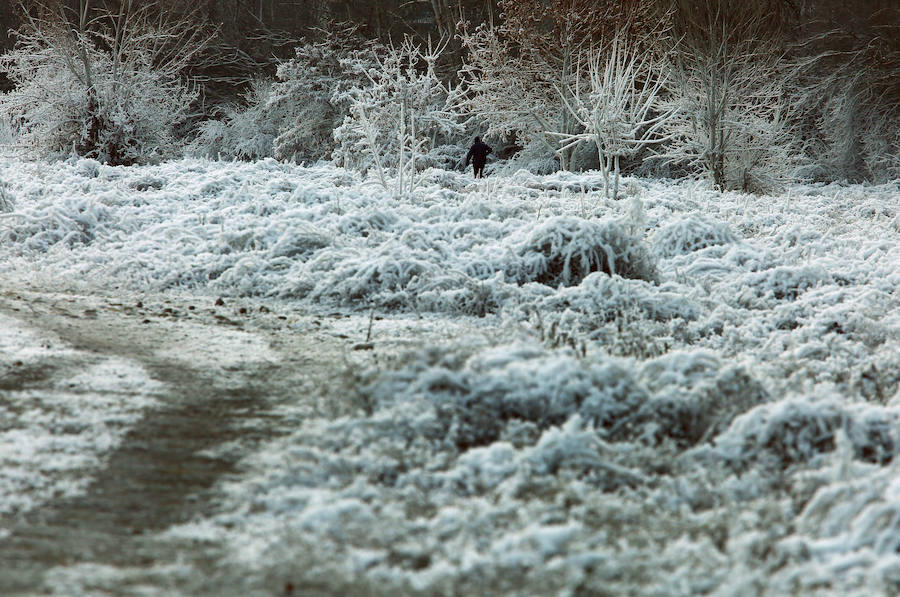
(0, 1), (896, 187)
(0, 1), (499, 92)
(2, 1), (894, 96)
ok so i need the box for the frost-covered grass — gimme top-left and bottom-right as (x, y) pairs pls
(1, 156), (899, 594)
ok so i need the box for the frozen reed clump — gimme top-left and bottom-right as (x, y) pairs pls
(0, 195), (111, 251)
(0, 180), (13, 213)
(602, 352), (773, 448)
(705, 396), (897, 471)
(506, 216), (657, 287)
(365, 343), (649, 451)
(651, 214), (737, 258)
(304, 243), (440, 308)
(737, 264), (832, 303)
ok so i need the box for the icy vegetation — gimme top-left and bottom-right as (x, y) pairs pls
(1, 156), (899, 594)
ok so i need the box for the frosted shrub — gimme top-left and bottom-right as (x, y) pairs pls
(191, 27), (382, 162)
(333, 37), (463, 196)
(270, 27), (384, 162)
(304, 243), (440, 308)
(651, 214), (737, 258)
(845, 408), (896, 465)
(456, 1), (589, 172)
(803, 85), (900, 184)
(738, 265), (831, 303)
(267, 224), (331, 260)
(0, 1), (209, 165)
(0, 192), (110, 250)
(500, 140), (566, 175)
(855, 354), (900, 404)
(0, 117), (12, 145)
(507, 216), (657, 287)
(629, 357), (770, 447)
(520, 274), (698, 358)
(190, 79), (281, 161)
(524, 416), (645, 487)
(365, 344), (649, 451)
(415, 272), (512, 318)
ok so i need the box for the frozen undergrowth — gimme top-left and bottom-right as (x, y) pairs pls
(1, 156), (899, 594)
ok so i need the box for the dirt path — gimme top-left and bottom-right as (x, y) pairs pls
(0, 287), (372, 595)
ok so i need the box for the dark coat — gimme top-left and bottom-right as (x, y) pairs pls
(465, 139), (492, 167)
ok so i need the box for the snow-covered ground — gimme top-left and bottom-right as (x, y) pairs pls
(1, 155), (899, 595)
(0, 312), (162, 521)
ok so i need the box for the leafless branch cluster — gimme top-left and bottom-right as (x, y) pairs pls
(553, 36), (677, 199)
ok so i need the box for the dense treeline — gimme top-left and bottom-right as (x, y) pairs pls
(0, 0), (896, 187)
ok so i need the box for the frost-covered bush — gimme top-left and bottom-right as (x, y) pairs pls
(0, 117), (12, 145)
(519, 274), (698, 358)
(366, 344), (649, 451)
(415, 271), (515, 318)
(190, 79), (281, 161)
(629, 354), (770, 447)
(270, 27), (385, 162)
(659, 77), (798, 194)
(333, 37), (464, 195)
(498, 139), (567, 176)
(0, 190), (110, 250)
(0, 2), (208, 165)
(651, 214), (737, 258)
(303, 243), (441, 308)
(190, 27), (382, 163)
(507, 216), (657, 287)
(737, 265), (831, 304)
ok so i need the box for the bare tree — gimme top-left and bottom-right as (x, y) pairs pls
(654, 0), (799, 192)
(554, 36), (678, 199)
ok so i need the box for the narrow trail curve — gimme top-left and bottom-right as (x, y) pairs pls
(0, 288), (358, 596)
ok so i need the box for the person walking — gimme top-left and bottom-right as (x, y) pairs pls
(465, 137), (492, 178)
